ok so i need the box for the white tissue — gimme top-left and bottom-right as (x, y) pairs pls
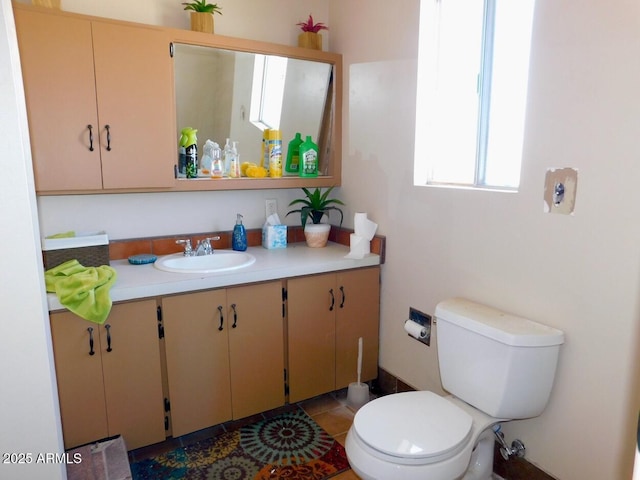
(345, 234), (370, 259)
(266, 213), (281, 225)
(405, 319), (428, 339)
(354, 212), (378, 241)
(345, 212), (377, 259)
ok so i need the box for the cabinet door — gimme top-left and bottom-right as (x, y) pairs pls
(100, 300), (165, 450)
(15, 10), (103, 191)
(227, 281), (284, 419)
(335, 267), (380, 389)
(50, 312), (109, 449)
(91, 22), (175, 189)
(163, 290), (232, 437)
(287, 273), (336, 402)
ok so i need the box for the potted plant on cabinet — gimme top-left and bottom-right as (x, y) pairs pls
(287, 187), (344, 248)
(296, 14), (328, 50)
(182, 0), (222, 34)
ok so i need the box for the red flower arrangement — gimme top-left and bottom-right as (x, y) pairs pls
(296, 14), (328, 33)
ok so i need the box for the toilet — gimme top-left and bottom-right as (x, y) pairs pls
(345, 297), (564, 480)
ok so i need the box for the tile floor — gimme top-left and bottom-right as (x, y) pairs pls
(129, 389), (505, 480)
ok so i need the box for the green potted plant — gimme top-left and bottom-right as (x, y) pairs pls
(296, 14), (328, 50)
(287, 187), (344, 247)
(182, 0), (222, 34)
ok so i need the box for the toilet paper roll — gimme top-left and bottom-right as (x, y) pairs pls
(354, 213), (378, 241)
(344, 234), (370, 259)
(405, 319), (428, 339)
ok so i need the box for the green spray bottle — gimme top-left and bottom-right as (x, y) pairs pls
(285, 132), (303, 175)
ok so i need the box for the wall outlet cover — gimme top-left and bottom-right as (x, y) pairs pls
(265, 198), (278, 218)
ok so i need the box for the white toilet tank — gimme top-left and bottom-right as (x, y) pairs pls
(435, 298), (564, 420)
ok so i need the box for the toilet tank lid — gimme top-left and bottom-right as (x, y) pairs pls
(435, 298), (565, 347)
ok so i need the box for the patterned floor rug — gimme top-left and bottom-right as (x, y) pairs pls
(130, 407), (351, 480)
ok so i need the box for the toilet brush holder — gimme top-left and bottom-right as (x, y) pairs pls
(347, 381), (370, 410)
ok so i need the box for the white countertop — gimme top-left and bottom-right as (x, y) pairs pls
(46, 242), (380, 312)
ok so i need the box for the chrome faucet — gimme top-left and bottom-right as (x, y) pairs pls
(176, 239), (194, 256)
(195, 236), (221, 256)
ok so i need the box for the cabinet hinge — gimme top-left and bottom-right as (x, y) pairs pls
(164, 397), (171, 412)
(164, 416), (169, 431)
(157, 306), (165, 339)
(169, 42), (174, 58)
(282, 287), (287, 301)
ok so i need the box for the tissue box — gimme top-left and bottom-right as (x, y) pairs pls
(42, 232), (110, 269)
(262, 225), (287, 249)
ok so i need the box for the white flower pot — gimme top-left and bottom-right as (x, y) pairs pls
(304, 223), (331, 248)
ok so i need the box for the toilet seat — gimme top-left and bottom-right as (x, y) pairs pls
(352, 391), (473, 465)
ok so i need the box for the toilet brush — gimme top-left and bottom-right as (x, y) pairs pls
(347, 337), (370, 410)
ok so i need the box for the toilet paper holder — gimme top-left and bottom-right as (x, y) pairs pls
(407, 307), (431, 346)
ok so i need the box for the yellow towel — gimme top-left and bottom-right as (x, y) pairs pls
(45, 259), (117, 324)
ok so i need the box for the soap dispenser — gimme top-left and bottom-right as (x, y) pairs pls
(232, 214), (247, 251)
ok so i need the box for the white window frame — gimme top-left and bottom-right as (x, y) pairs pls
(414, 0), (535, 191)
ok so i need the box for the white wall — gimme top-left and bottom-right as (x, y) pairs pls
(0, 1), (65, 478)
(331, 0), (640, 479)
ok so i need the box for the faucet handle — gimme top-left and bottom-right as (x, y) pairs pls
(176, 239), (193, 256)
(197, 236), (220, 255)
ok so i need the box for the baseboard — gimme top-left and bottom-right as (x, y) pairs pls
(493, 448), (557, 480)
(375, 368), (557, 480)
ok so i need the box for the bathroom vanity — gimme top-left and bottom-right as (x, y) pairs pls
(47, 244), (380, 450)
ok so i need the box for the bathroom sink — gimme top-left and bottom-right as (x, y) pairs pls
(154, 251), (256, 274)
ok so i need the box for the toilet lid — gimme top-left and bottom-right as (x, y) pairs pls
(353, 391), (473, 461)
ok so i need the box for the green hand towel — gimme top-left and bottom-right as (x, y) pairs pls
(45, 259), (117, 324)
(45, 231), (76, 239)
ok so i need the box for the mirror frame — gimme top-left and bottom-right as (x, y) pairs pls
(166, 27), (342, 192)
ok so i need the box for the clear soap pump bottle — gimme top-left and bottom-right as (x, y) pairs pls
(229, 141), (241, 178)
(232, 213), (247, 251)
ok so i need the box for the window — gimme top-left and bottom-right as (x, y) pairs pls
(250, 54), (288, 131)
(414, 0), (535, 190)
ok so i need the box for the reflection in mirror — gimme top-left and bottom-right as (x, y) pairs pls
(174, 43), (333, 175)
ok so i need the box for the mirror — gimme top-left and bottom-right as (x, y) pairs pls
(173, 43), (334, 176)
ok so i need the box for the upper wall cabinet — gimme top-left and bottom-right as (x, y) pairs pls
(13, 5), (342, 194)
(167, 28), (342, 191)
(14, 5), (175, 194)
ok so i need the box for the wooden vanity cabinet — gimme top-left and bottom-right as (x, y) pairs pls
(49, 300), (165, 450)
(287, 267), (380, 402)
(14, 6), (175, 193)
(161, 281), (285, 437)
(49, 264), (377, 447)
(161, 289), (232, 437)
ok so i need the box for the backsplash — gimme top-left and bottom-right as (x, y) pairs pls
(107, 226), (386, 263)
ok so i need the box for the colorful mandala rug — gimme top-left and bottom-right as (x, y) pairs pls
(130, 407), (351, 479)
